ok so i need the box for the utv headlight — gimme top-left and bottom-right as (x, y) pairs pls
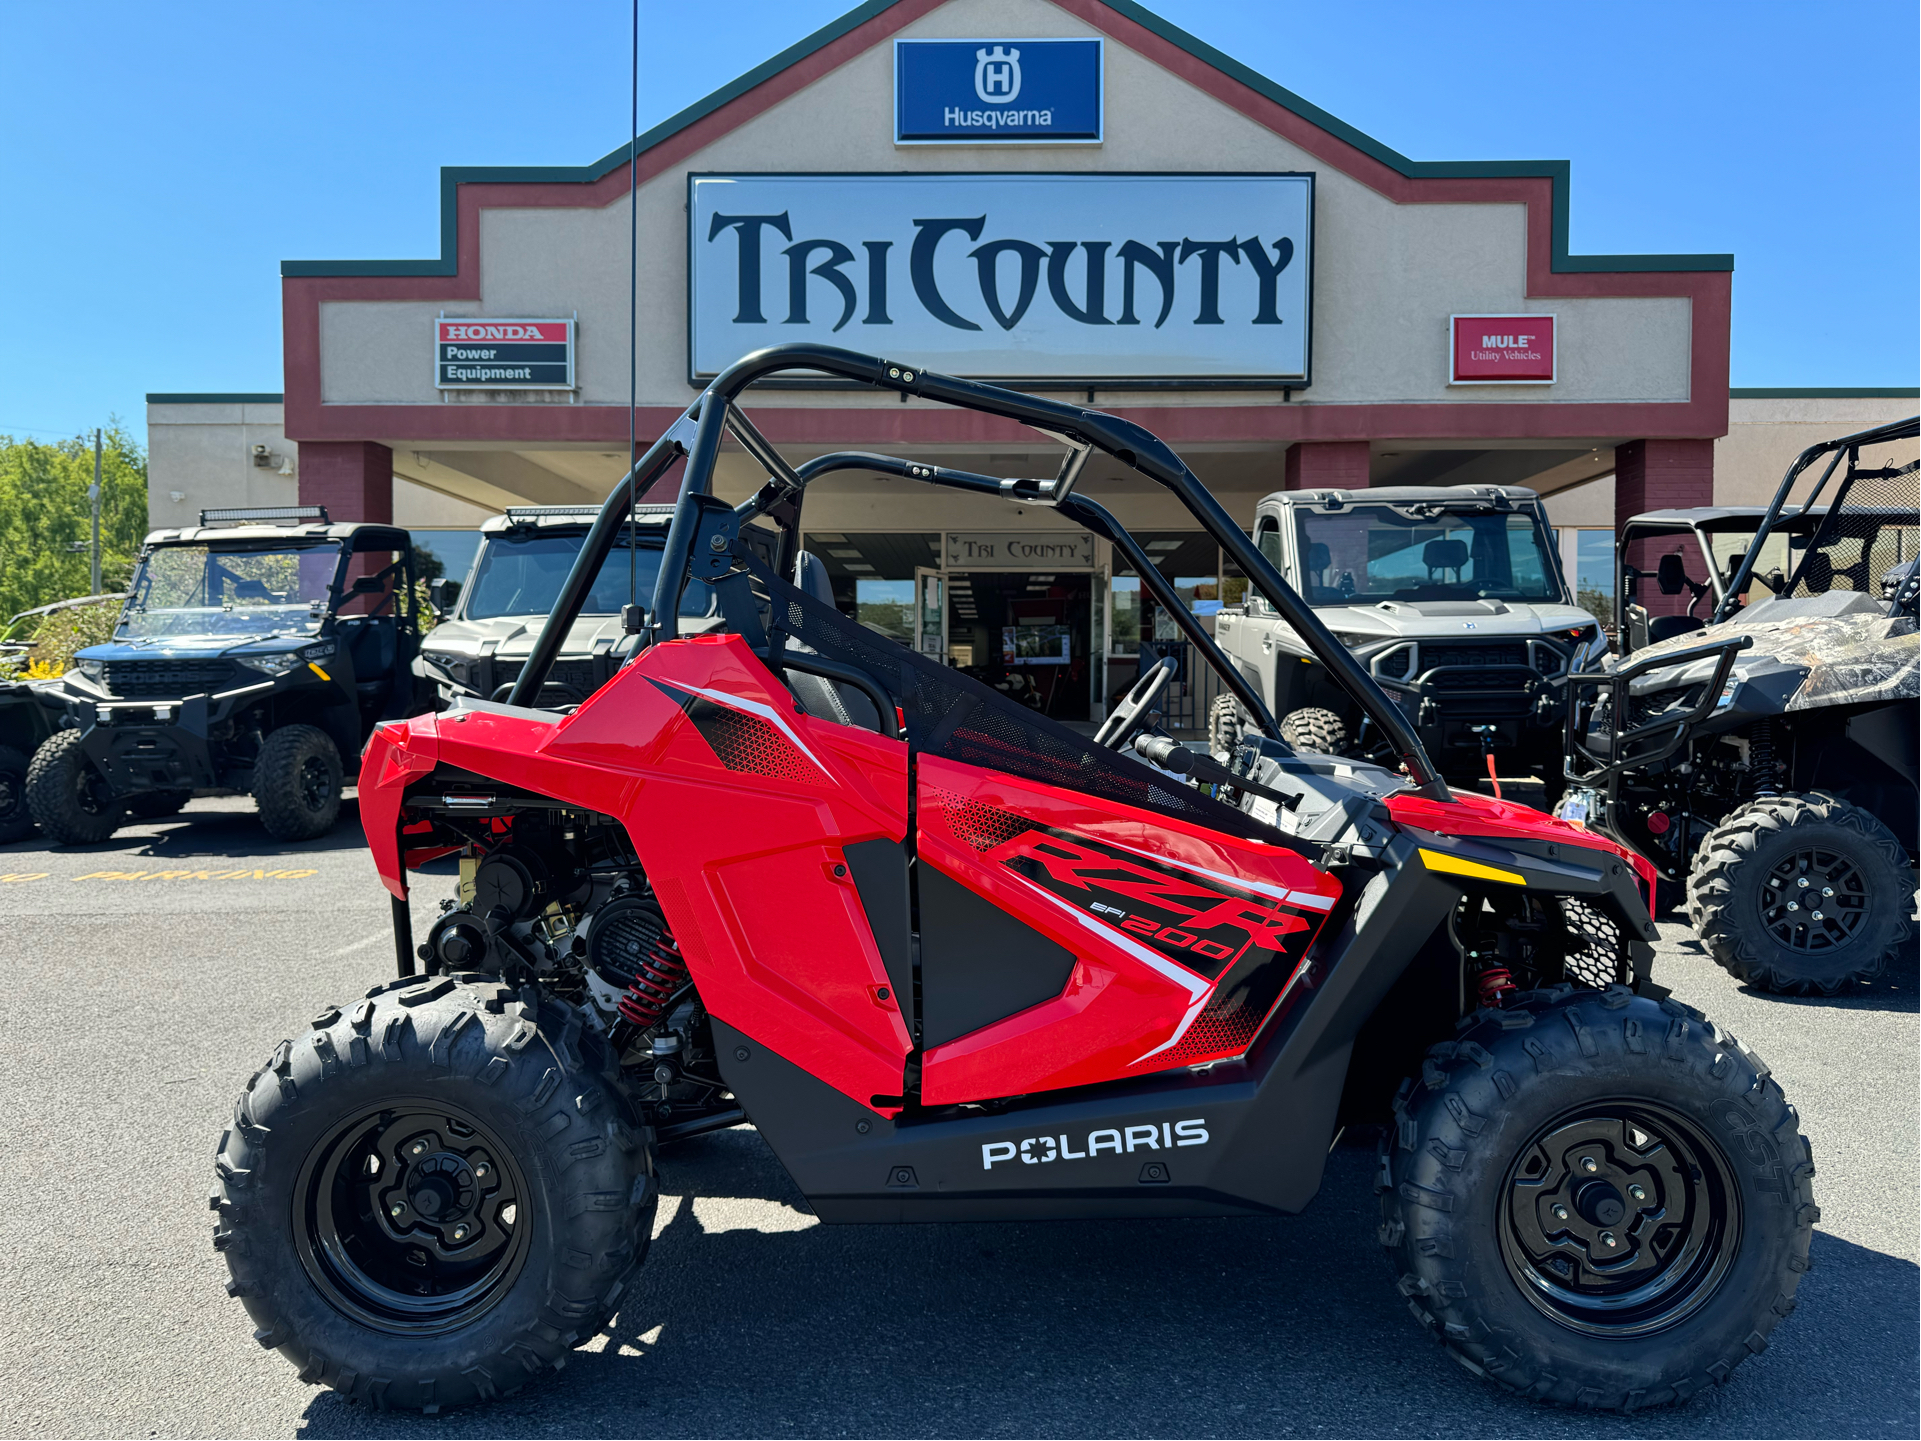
(422, 651), (472, 684)
(74, 658), (105, 683)
(246, 651), (307, 677)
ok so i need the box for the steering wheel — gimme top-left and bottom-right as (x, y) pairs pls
(1094, 655), (1178, 750)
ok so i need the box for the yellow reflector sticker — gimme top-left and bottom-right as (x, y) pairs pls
(1419, 848), (1526, 886)
(308, 662), (331, 681)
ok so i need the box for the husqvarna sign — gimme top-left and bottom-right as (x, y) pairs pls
(687, 173), (1314, 384)
(894, 37), (1103, 143)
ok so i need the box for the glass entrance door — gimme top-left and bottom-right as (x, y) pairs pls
(914, 567), (945, 662)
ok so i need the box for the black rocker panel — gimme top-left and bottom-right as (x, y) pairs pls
(918, 865), (1076, 1048)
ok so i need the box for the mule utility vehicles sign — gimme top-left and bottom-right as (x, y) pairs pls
(214, 344), (1814, 1419)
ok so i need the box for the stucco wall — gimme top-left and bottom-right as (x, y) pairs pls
(146, 402), (493, 534)
(315, 0), (1693, 418)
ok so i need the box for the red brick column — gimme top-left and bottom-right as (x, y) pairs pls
(298, 440), (393, 523)
(1283, 440), (1370, 491)
(1616, 438), (1715, 617)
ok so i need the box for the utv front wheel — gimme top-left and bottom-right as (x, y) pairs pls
(1379, 987), (1815, 1409)
(1689, 795), (1911, 994)
(214, 976), (656, 1413)
(1280, 706), (1347, 755)
(24, 729), (124, 844)
(0, 744), (34, 843)
(253, 723), (342, 841)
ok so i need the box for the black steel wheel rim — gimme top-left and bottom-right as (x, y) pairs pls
(1760, 845), (1869, 952)
(0, 771), (19, 821)
(1499, 1101), (1739, 1338)
(298, 755), (332, 812)
(294, 1100), (532, 1336)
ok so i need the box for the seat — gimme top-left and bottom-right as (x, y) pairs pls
(784, 553), (882, 731)
(338, 616), (397, 690)
(1424, 538), (1469, 577)
(1647, 614), (1706, 644)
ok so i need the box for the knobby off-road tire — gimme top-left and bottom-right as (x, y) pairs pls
(1688, 795), (1911, 994)
(24, 728), (124, 844)
(1379, 986), (1815, 1410)
(253, 724), (342, 841)
(0, 743), (34, 843)
(126, 788), (192, 820)
(1280, 706), (1348, 756)
(214, 975), (656, 1414)
(1207, 694), (1245, 759)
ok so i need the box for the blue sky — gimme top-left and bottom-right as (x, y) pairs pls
(2, 0), (1914, 442)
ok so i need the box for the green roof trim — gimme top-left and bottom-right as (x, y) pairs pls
(1730, 387), (1919, 399)
(146, 392), (285, 404)
(280, 0), (1733, 279)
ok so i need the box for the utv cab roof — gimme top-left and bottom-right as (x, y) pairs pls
(141, 504), (408, 550)
(1274, 485), (1543, 509)
(1629, 505), (1917, 530)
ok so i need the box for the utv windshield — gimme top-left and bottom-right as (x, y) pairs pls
(1294, 507), (1556, 604)
(465, 532), (713, 621)
(117, 541), (342, 639)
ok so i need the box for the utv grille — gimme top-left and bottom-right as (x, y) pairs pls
(1418, 642), (1532, 692)
(101, 659), (237, 698)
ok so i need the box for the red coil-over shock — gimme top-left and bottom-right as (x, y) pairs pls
(1476, 965), (1517, 1005)
(617, 931), (687, 1029)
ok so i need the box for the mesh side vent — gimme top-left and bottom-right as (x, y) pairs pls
(931, 789), (1034, 852)
(687, 698), (816, 785)
(1556, 897), (1631, 989)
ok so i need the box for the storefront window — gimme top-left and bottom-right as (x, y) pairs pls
(1109, 574), (1141, 650)
(409, 529), (483, 588)
(1573, 529), (1615, 629)
(856, 578), (914, 641)
(799, 532), (941, 629)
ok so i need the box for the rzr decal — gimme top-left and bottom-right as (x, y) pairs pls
(995, 829), (1314, 982)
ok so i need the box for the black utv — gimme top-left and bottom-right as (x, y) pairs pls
(26, 506), (427, 844)
(1561, 416), (1918, 993)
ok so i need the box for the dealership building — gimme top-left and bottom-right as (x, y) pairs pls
(147, 0), (1917, 722)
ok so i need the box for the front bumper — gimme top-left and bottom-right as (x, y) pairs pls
(65, 681), (274, 793)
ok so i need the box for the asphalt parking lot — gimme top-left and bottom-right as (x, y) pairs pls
(0, 797), (1914, 1439)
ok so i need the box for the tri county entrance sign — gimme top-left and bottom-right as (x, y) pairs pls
(687, 173), (1313, 385)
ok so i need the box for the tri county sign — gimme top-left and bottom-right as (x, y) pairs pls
(687, 173), (1314, 385)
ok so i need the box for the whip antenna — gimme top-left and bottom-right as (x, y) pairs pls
(627, 0), (639, 611)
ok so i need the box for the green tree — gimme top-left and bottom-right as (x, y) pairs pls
(0, 422), (149, 621)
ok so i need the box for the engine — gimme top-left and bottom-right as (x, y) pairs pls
(410, 801), (729, 1132)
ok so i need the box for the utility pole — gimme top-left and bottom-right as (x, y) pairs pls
(89, 429), (103, 594)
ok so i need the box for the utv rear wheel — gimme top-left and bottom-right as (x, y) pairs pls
(0, 744), (33, 843)
(1689, 795), (1911, 994)
(253, 724), (342, 841)
(1280, 706), (1347, 756)
(1379, 986), (1815, 1409)
(1207, 694), (1245, 758)
(126, 788), (192, 820)
(24, 729), (124, 844)
(213, 976), (656, 1413)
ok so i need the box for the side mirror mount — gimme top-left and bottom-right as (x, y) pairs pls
(427, 577), (460, 612)
(621, 603), (649, 635)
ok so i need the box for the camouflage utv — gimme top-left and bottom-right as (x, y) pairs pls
(1561, 416), (1918, 993)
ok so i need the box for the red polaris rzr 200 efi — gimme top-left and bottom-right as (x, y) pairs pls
(214, 346), (1815, 1413)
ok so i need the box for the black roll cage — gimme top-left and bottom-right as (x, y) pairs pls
(1713, 414), (1919, 624)
(508, 343), (1450, 801)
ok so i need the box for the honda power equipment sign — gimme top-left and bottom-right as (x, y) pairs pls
(1449, 314), (1556, 384)
(435, 318), (576, 390)
(687, 173), (1313, 384)
(894, 37), (1103, 144)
